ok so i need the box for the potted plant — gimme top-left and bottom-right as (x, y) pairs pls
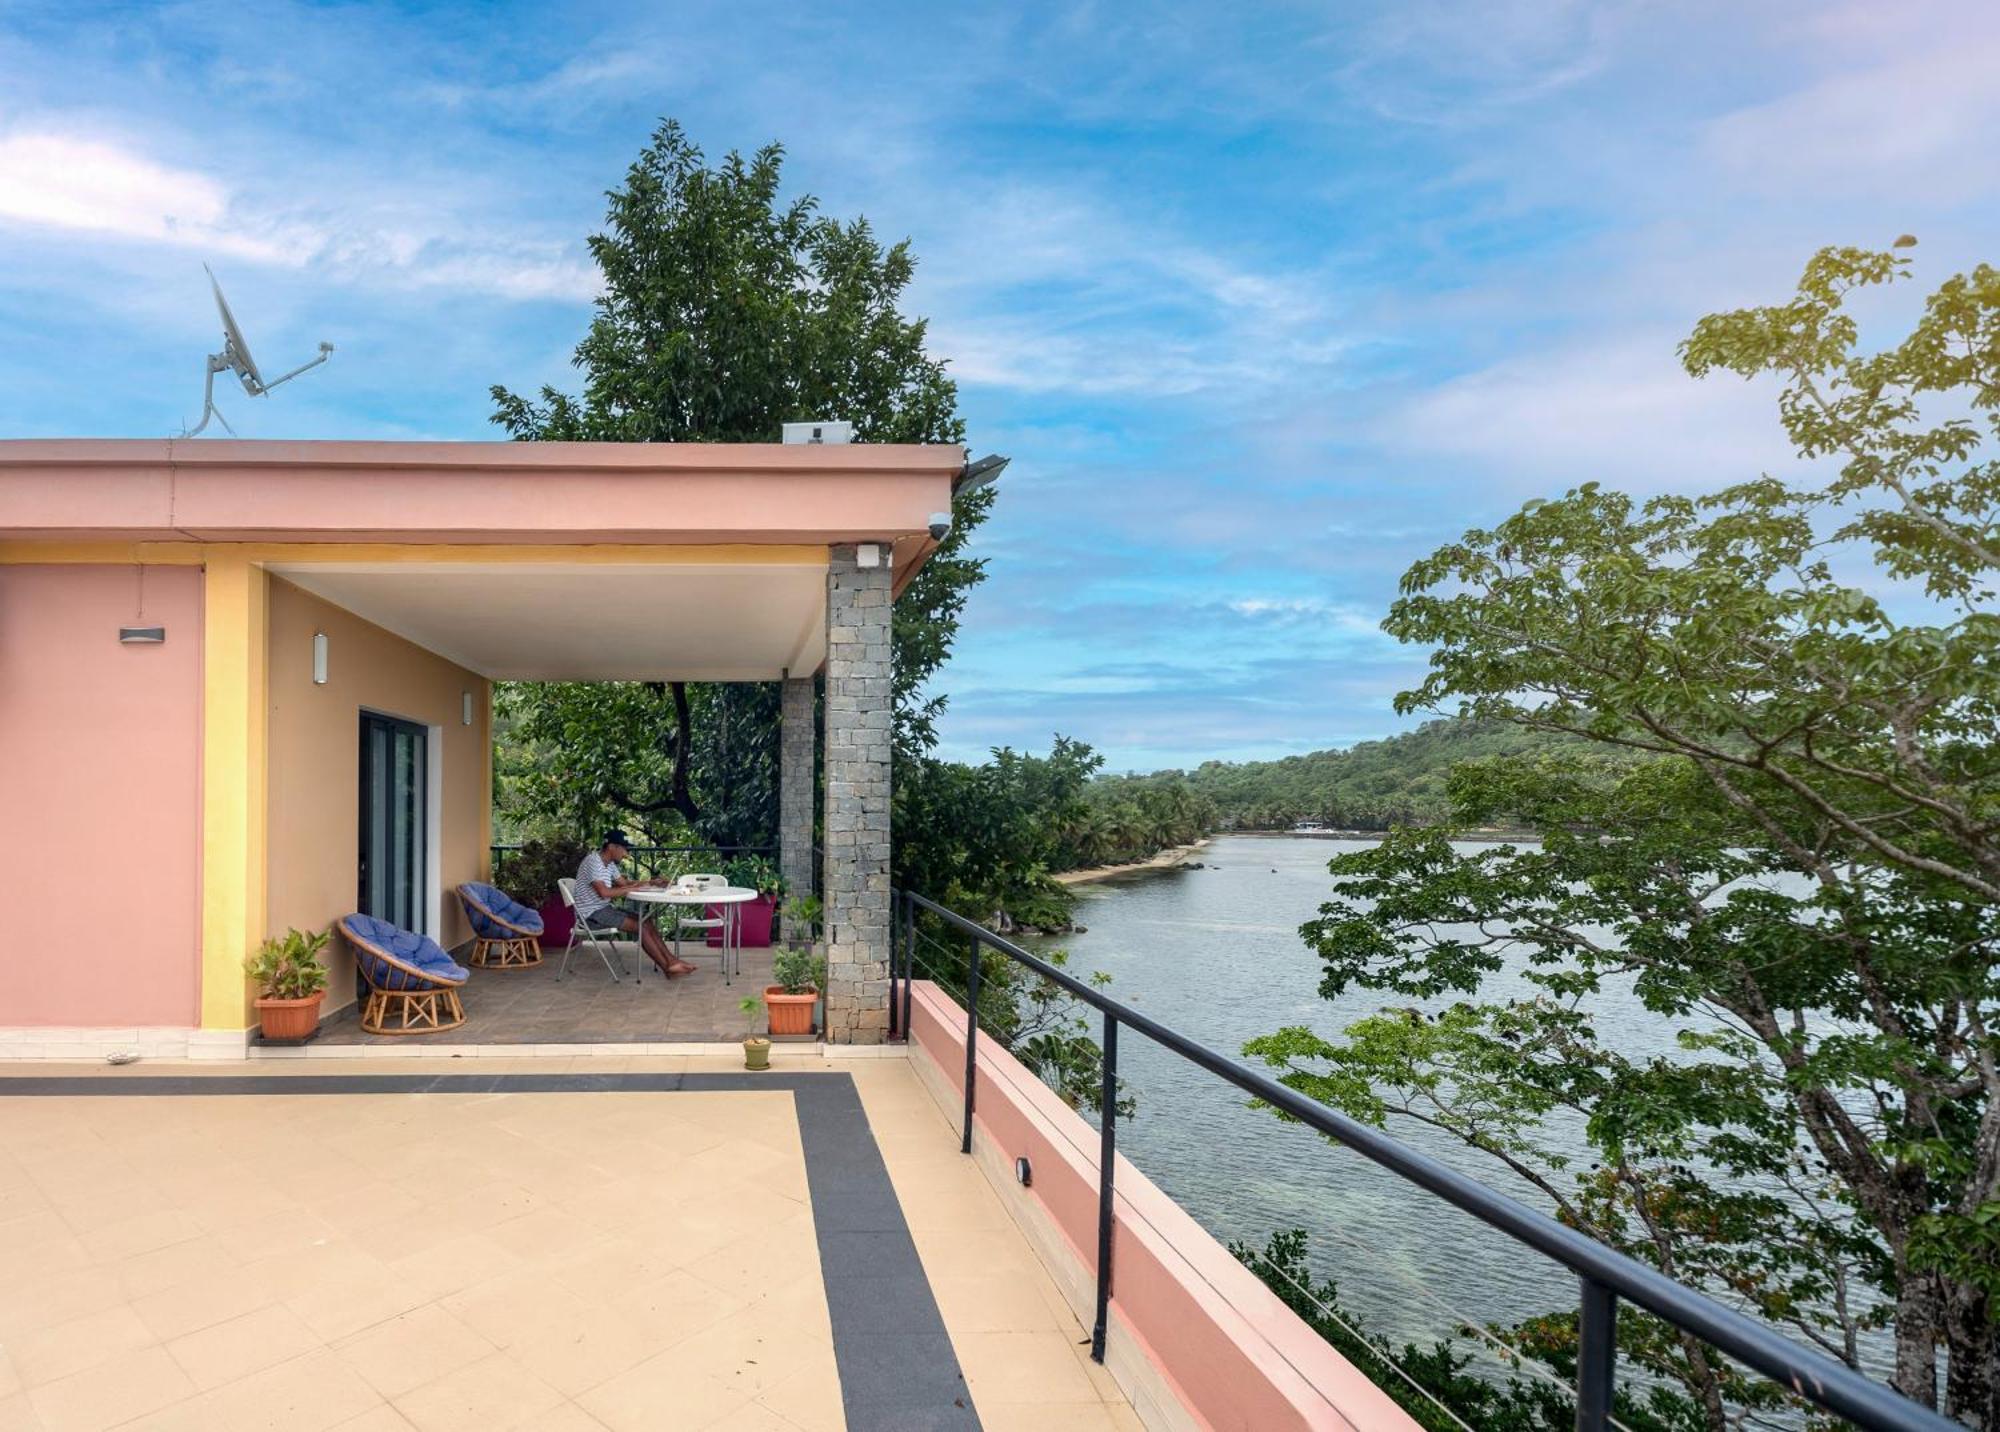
(505, 838), (587, 949)
(781, 893), (822, 952)
(738, 996), (772, 1071)
(763, 948), (824, 1037)
(715, 855), (785, 949)
(246, 927), (331, 1042)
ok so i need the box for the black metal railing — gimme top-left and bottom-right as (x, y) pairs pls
(889, 888), (1955, 1432)
(490, 843), (777, 886)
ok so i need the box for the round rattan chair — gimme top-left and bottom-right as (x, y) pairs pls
(337, 913), (470, 1035)
(455, 881), (545, 968)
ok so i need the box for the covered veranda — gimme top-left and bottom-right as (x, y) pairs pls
(0, 438), (963, 1055)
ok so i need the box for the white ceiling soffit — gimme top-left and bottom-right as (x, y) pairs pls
(268, 562), (829, 681)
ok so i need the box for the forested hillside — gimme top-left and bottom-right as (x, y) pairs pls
(1094, 719), (1578, 831)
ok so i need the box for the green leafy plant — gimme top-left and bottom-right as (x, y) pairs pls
(769, 948), (825, 995)
(245, 927), (331, 1001)
(723, 854), (785, 899)
(499, 837), (588, 905)
(781, 893), (822, 948)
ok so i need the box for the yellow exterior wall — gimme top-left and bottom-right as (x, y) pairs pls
(200, 554), (270, 1030)
(264, 576), (493, 1019)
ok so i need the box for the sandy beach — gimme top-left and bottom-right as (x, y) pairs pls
(1053, 837), (1213, 885)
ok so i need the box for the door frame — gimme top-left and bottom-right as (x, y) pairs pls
(357, 706), (443, 941)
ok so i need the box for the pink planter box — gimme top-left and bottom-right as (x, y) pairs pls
(707, 894), (776, 948)
(537, 896), (575, 950)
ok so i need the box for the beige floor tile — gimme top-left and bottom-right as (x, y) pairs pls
(386, 1231), (530, 1302)
(9, 1304), (157, 1389)
(204, 1348), (385, 1432)
(927, 1270), (1068, 1334)
(491, 1302), (673, 1399)
(607, 1268), (750, 1348)
(327, 1407), (420, 1432)
(974, 1405), (1143, 1432)
(333, 1305), (496, 1400)
(0, 1266), (127, 1343)
(953, 1330), (1105, 1406)
(389, 1351), (565, 1432)
(0, 1394), (35, 1432)
(701, 1404), (802, 1432)
(747, 1345), (842, 1432)
(513, 1404), (611, 1432)
(133, 1264), (278, 1344)
(25, 1345), (195, 1432)
(76, 1208), (206, 1265)
(285, 1267), (436, 1344)
(113, 1232), (249, 1302)
(576, 1355), (751, 1432)
(166, 1302), (325, 1391)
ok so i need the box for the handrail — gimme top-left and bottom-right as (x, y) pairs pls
(896, 888), (1955, 1432)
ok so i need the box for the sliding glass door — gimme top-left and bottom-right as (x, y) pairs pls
(358, 712), (428, 934)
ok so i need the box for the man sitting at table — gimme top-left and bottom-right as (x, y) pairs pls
(574, 830), (693, 977)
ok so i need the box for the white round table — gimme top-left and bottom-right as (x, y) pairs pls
(625, 885), (761, 984)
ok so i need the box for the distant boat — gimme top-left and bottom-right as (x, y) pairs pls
(1290, 821), (1330, 834)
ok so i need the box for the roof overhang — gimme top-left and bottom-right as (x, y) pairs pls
(0, 438), (961, 579)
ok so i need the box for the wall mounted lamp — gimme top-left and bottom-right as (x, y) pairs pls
(311, 632), (328, 685)
(118, 627), (166, 645)
(462, 691), (474, 726)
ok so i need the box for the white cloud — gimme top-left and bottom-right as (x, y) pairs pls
(0, 121), (598, 303)
(0, 130), (316, 263)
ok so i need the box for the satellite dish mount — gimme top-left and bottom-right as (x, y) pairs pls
(181, 265), (333, 437)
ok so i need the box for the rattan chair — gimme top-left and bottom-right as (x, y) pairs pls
(455, 881), (545, 968)
(338, 913), (470, 1035)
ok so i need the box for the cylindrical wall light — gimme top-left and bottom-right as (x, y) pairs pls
(462, 691), (474, 726)
(311, 632), (328, 685)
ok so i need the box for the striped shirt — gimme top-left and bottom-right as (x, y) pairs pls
(573, 851), (621, 921)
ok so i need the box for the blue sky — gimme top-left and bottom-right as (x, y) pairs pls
(3, 2), (1996, 769)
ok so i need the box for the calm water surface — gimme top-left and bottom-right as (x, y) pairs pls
(1025, 832), (1693, 1349)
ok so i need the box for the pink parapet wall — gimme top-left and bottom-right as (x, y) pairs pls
(0, 565), (202, 1025)
(904, 979), (1422, 1432)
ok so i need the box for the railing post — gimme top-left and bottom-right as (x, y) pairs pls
(961, 931), (980, 1155)
(1092, 1012), (1118, 1363)
(900, 896), (915, 1042)
(1576, 1276), (1617, 1432)
(888, 894), (901, 1039)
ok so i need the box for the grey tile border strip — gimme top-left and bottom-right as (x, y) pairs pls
(0, 1071), (982, 1429)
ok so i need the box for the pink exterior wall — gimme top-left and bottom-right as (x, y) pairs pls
(906, 980), (1422, 1432)
(0, 565), (202, 1025)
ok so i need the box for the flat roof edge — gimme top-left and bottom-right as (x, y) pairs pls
(0, 438), (967, 476)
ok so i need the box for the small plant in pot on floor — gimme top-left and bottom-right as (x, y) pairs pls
(246, 926), (331, 1042)
(780, 893), (821, 952)
(738, 995), (772, 1071)
(764, 948), (825, 1037)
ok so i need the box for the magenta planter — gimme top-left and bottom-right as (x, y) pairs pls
(708, 894), (776, 948)
(537, 895), (575, 951)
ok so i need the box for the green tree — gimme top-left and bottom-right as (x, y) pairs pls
(490, 119), (987, 839)
(1249, 244), (1999, 1428)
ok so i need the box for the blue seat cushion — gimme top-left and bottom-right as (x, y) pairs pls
(458, 881), (546, 939)
(341, 914), (469, 989)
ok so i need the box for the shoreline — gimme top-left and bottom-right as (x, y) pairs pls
(1054, 838), (1213, 886)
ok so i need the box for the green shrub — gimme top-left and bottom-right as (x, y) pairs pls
(245, 927), (331, 1001)
(769, 948), (825, 994)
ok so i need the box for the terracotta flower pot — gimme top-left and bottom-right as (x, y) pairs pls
(255, 993), (324, 1042)
(764, 987), (817, 1037)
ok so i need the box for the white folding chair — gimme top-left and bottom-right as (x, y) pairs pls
(557, 877), (634, 981)
(667, 873), (728, 963)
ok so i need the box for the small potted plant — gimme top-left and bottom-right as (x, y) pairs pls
(738, 996), (772, 1071)
(763, 948), (825, 1037)
(246, 927), (331, 1042)
(781, 893), (822, 952)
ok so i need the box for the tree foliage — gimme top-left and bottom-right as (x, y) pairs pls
(489, 118), (987, 841)
(1250, 244), (2000, 1428)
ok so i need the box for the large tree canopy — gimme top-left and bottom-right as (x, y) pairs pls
(490, 120), (989, 842)
(1250, 245), (1999, 1428)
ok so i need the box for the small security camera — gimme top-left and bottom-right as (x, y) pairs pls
(927, 512), (952, 541)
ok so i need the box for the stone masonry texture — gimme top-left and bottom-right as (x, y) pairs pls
(779, 676), (815, 912)
(821, 544), (893, 1043)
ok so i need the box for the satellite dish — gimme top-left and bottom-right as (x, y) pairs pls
(180, 265), (333, 437)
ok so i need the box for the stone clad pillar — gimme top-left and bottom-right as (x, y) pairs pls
(821, 544), (893, 1043)
(778, 676), (815, 907)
